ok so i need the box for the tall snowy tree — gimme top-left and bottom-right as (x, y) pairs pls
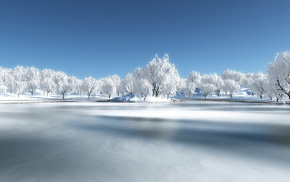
(184, 71), (201, 98)
(82, 76), (97, 99)
(108, 74), (121, 96)
(11, 66), (27, 97)
(120, 73), (134, 95)
(101, 78), (116, 99)
(144, 54), (179, 97)
(55, 72), (71, 99)
(200, 74), (220, 98)
(26, 67), (40, 95)
(134, 79), (152, 100)
(267, 51), (290, 99)
(249, 73), (267, 99)
(40, 69), (56, 97)
(223, 79), (240, 98)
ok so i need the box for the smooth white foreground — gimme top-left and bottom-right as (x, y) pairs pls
(0, 101), (290, 182)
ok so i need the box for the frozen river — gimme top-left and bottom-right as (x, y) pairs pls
(0, 101), (290, 182)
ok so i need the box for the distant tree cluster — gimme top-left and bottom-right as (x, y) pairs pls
(0, 66), (120, 99)
(182, 51), (290, 101)
(1, 52), (290, 101)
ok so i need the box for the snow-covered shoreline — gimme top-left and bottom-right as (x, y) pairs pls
(1, 96), (288, 105)
(0, 88), (288, 104)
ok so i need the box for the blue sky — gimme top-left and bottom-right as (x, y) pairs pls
(1, 0), (290, 79)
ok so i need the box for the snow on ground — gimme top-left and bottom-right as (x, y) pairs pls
(0, 85), (288, 104)
(111, 94), (176, 102)
(0, 93), (109, 104)
(175, 86), (285, 103)
(0, 101), (290, 182)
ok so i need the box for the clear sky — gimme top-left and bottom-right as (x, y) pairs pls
(1, 0), (290, 79)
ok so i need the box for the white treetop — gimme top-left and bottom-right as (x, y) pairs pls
(222, 69), (245, 85)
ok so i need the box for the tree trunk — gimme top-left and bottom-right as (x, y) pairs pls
(155, 87), (159, 97)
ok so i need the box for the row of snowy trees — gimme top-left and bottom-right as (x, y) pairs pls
(1, 52), (290, 101)
(0, 54), (180, 100)
(0, 66), (121, 99)
(182, 51), (290, 101)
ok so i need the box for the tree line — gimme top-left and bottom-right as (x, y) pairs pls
(0, 52), (290, 101)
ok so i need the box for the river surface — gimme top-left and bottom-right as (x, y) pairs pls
(0, 101), (290, 182)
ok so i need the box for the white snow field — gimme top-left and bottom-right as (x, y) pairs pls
(0, 101), (290, 182)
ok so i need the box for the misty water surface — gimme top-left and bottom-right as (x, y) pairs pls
(0, 101), (290, 182)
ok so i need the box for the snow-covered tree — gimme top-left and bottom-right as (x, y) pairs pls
(199, 83), (216, 98)
(134, 79), (152, 100)
(0, 80), (7, 95)
(222, 69), (245, 85)
(82, 76), (97, 99)
(187, 71), (201, 86)
(161, 67), (180, 99)
(249, 73), (267, 99)
(223, 79), (240, 98)
(26, 67), (40, 95)
(144, 54), (179, 97)
(177, 78), (186, 94)
(55, 71), (71, 99)
(184, 71), (201, 98)
(108, 74), (121, 96)
(242, 73), (255, 87)
(74, 78), (83, 96)
(265, 79), (284, 102)
(162, 78), (179, 99)
(199, 74), (219, 98)
(0, 67), (8, 95)
(10, 66), (27, 97)
(182, 86), (194, 98)
(120, 73), (134, 95)
(101, 78), (116, 99)
(0, 67), (10, 89)
(212, 73), (224, 97)
(40, 69), (56, 97)
(267, 51), (290, 99)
